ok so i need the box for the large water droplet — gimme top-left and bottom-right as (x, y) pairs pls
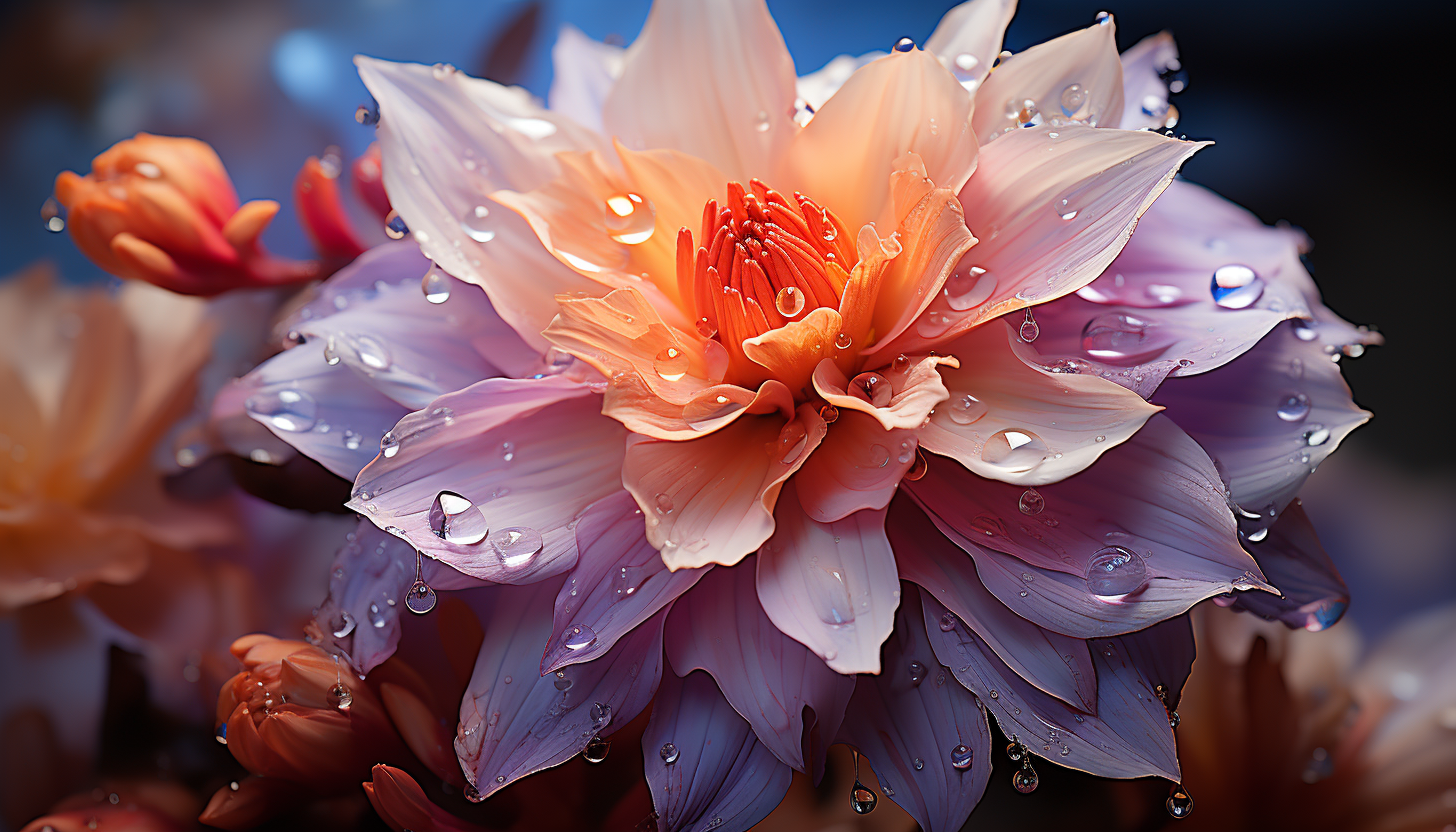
(775, 286), (806, 317)
(1080, 312), (1168, 365)
(951, 744), (974, 770)
(1059, 83), (1089, 118)
(1210, 265), (1264, 309)
(421, 267), (452, 304)
(582, 736), (610, 763)
(429, 491), (489, 545)
(944, 266), (996, 310)
(384, 210), (409, 240)
(1012, 765), (1039, 793)
(653, 346), (689, 382)
(327, 683), (353, 711)
(1019, 310), (1040, 342)
(564, 624), (597, 651)
(775, 421), (809, 464)
(810, 566), (855, 626)
(939, 612), (958, 632)
(1019, 488), (1045, 515)
(850, 782), (878, 814)
(491, 527), (543, 568)
(947, 393), (988, 425)
(850, 372), (892, 408)
(380, 431), (400, 459)
(245, 389), (318, 432)
(330, 610), (356, 638)
(214, 723), (228, 745)
(1085, 546), (1148, 598)
(981, 429), (1047, 473)
(908, 660), (928, 686)
(604, 193), (656, 245)
(461, 205), (495, 243)
(893, 37), (915, 52)
(1276, 392), (1310, 422)
(1166, 785), (1194, 819)
(1302, 424), (1330, 446)
(660, 742), (680, 764)
(406, 580), (437, 614)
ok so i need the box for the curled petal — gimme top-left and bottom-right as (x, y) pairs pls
(924, 0), (1017, 92)
(917, 320), (1159, 485)
(365, 765), (483, 832)
(294, 154), (367, 262)
(664, 560), (856, 775)
(813, 353), (956, 432)
(793, 410), (918, 523)
(643, 670), (793, 832)
(742, 307), (844, 399)
(756, 481), (899, 673)
(1227, 500), (1349, 632)
(971, 21), (1126, 144)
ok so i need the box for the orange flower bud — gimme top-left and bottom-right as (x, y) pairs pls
(53, 133), (320, 295)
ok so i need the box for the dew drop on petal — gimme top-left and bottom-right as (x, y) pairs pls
(461, 205), (495, 242)
(406, 580), (437, 614)
(1303, 424), (1330, 446)
(981, 429), (1047, 473)
(1276, 392), (1310, 422)
(1059, 83), (1088, 117)
(850, 782), (878, 814)
(660, 742), (680, 764)
(1166, 785), (1194, 819)
(810, 566), (855, 626)
(384, 210), (409, 240)
(775, 286), (806, 317)
(908, 660), (927, 686)
(1013, 766), (1039, 793)
(1018, 488), (1045, 515)
(951, 744), (974, 770)
(947, 393), (988, 425)
(327, 683), (353, 711)
(429, 491), (489, 545)
(245, 388), (318, 432)
(893, 37), (915, 52)
(653, 346), (689, 382)
(491, 527), (543, 568)
(583, 736), (610, 763)
(775, 421), (809, 464)
(380, 431), (400, 458)
(944, 266), (996, 310)
(1085, 546), (1148, 598)
(939, 612), (958, 632)
(1019, 310), (1040, 342)
(564, 625), (597, 651)
(1210, 265), (1264, 309)
(604, 193), (656, 244)
(834, 332), (853, 350)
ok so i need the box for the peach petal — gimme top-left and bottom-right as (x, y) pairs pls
(971, 20), (1126, 144)
(365, 765), (484, 832)
(812, 353), (956, 432)
(601, 374), (794, 441)
(199, 776), (307, 831)
(741, 307), (843, 398)
(793, 410), (918, 523)
(602, 0), (799, 182)
(787, 48), (977, 233)
(622, 405), (827, 569)
(924, 0), (1018, 92)
(918, 320), (1160, 485)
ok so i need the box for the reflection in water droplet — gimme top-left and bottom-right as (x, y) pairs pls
(660, 742), (680, 764)
(422, 267), (452, 303)
(1085, 546), (1148, 598)
(246, 389), (318, 432)
(851, 373), (892, 408)
(810, 566), (855, 625)
(1302, 424), (1330, 446)
(653, 346), (689, 381)
(775, 286), (806, 317)
(564, 625), (597, 651)
(835, 332), (853, 350)
(947, 393), (988, 425)
(908, 660), (927, 685)
(939, 612), (958, 632)
(429, 491), (489, 545)
(1080, 312), (1169, 365)
(1166, 785), (1194, 819)
(1019, 310), (1039, 342)
(384, 210), (409, 240)
(582, 736), (610, 763)
(893, 37), (915, 52)
(1276, 392), (1310, 422)
(981, 429), (1047, 473)
(604, 193), (656, 245)
(1012, 764), (1039, 793)
(461, 205), (495, 242)
(951, 744), (974, 770)
(1210, 265), (1264, 309)
(683, 391), (744, 431)
(491, 527), (543, 568)
(850, 782), (878, 814)
(1019, 488), (1045, 515)
(327, 683), (353, 710)
(406, 580), (437, 614)
(1059, 83), (1088, 118)
(944, 266), (996, 311)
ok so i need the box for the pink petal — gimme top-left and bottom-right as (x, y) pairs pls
(890, 499), (1096, 712)
(812, 353), (955, 432)
(1152, 321), (1371, 523)
(916, 319), (1159, 485)
(907, 415), (1273, 637)
(924, 0), (1017, 92)
(836, 586), (992, 832)
(922, 592), (1184, 780)
(622, 404), (825, 570)
(348, 378), (624, 584)
(971, 20), (1125, 144)
(796, 53), (879, 112)
(1118, 32), (1180, 130)
(786, 49), (977, 233)
(643, 670), (793, 832)
(454, 582), (664, 800)
(547, 25), (623, 133)
(1227, 500), (1349, 632)
(356, 57), (610, 352)
(755, 481), (899, 674)
(664, 560), (856, 775)
(544, 491), (708, 673)
(602, 0), (798, 182)
(793, 410), (917, 523)
(883, 125), (1205, 356)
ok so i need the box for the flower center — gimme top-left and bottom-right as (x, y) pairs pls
(676, 180), (854, 350)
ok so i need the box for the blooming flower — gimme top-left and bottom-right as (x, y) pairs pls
(61, 0), (1379, 829)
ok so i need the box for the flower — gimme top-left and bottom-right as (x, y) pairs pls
(52, 133), (321, 295)
(188, 0), (1376, 828)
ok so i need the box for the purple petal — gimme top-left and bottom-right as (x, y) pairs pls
(836, 586), (992, 832)
(544, 491), (708, 673)
(755, 482), (900, 675)
(664, 559), (856, 776)
(1228, 500), (1348, 632)
(1153, 319), (1371, 524)
(890, 499), (1097, 712)
(643, 670), (793, 832)
(1117, 33), (1179, 131)
(546, 25), (622, 133)
(908, 416), (1273, 637)
(922, 593), (1183, 780)
(454, 582), (664, 800)
(348, 378), (625, 584)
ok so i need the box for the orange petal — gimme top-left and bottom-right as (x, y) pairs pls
(742, 307), (843, 397)
(812, 353), (957, 431)
(601, 374), (793, 440)
(198, 776), (307, 831)
(365, 765), (485, 832)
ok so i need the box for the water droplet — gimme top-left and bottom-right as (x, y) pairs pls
(327, 683), (353, 711)
(850, 782), (878, 814)
(406, 580), (437, 614)
(1012, 765), (1039, 793)
(660, 742), (680, 764)
(754, 110), (771, 132)
(654, 493), (675, 515)
(214, 723), (228, 745)
(939, 612), (957, 632)
(590, 702), (612, 727)
(330, 610), (356, 638)
(368, 601), (388, 628)
(1059, 83), (1088, 118)
(951, 744), (974, 770)
(1085, 546), (1148, 598)
(892, 36), (915, 52)
(491, 527), (543, 568)
(953, 53), (980, 73)
(866, 444), (890, 469)
(355, 100), (379, 126)
(455, 205), (496, 243)
(851, 372), (892, 408)
(380, 431), (400, 459)
(1081, 312), (1168, 365)
(834, 332), (853, 350)
(384, 210), (409, 240)
(653, 346), (689, 381)
(1166, 785), (1194, 819)
(913, 757), (924, 770)
(564, 625), (597, 651)
(341, 430), (363, 450)
(604, 193), (656, 245)
(775, 286), (806, 317)
(683, 391), (745, 431)
(41, 197), (65, 232)
(775, 421), (809, 464)
(429, 491), (489, 545)
(1019, 488), (1045, 515)
(1168, 711), (1181, 729)
(1276, 392), (1310, 422)
(943, 266), (996, 310)
(810, 566), (855, 625)
(245, 388), (318, 432)
(580, 736), (609, 763)
(1302, 424), (1330, 446)
(1247, 527), (1269, 543)
(981, 429), (1047, 473)
(1019, 310), (1039, 342)
(1210, 265), (1264, 309)
(947, 393), (988, 425)
(908, 660), (927, 685)
(553, 672), (573, 691)
(1293, 320), (1318, 341)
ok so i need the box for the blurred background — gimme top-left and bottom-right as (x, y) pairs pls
(0, 1), (1452, 829)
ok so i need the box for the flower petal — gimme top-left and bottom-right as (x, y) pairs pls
(602, 0), (798, 182)
(348, 377), (624, 584)
(742, 307), (844, 399)
(356, 57), (610, 351)
(547, 25), (624, 133)
(454, 582), (664, 801)
(884, 125), (1205, 356)
(924, 0), (1017, 92)
(643, 670), (793, 832)
(755, 481), (899, 674)
(787, 49), (977, 233)
(812, 353), (956, 432)
(544, 491), (708, 673)
(365, 765), (482, 832)
(622, 404), (825, 569)
(917, 320), (1159, 485)
(1153, 321), (1371, 522)
(907, 415), (1273, 637)
(971, 20), (1126, 144)
(891, 499), (1096, 712)
(923, 593), (1184, 780)
(836, 586), (992, 832)
(1226, 500), (1348, 632)
(664, 560), (856, 775)
(793, 410), (917, 523)
(1118, 32), (1180, 130)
